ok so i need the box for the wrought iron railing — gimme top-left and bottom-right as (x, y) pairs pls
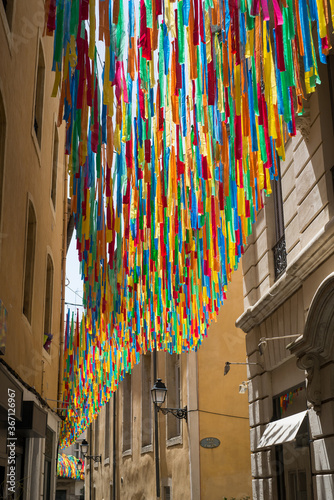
(273, 235), (287, 280)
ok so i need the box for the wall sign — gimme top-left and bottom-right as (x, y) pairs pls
(200, 437), (220, 449)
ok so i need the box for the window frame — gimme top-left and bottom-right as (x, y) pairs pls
(32, 40), (45, 152)
(166, 353), (182, 445)
(22, 198), (37, 325)
(43, 253), (54, 353)
(50, 123), (59, 210)
(122, 373), (132, 455)
(141, 352), (153, 452)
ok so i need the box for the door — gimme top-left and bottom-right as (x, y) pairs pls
(283, 442), (313, 500)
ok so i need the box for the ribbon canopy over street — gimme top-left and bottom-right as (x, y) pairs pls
(45, 0), (334, 446)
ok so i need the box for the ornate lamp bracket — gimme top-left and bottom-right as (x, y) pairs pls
(157, 406), (188, 422)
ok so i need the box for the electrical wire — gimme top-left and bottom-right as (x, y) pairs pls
(187, 409), (249, 420)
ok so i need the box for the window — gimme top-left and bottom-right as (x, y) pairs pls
(288, 470), (307, 499)
(164, 486), (171, 500)
(272, 162), (287, 280)
(0, 90), (5, 230)
(44, 428), (54, 500)
(34, 43), (45, 146)
(94, 415), (99, 458)
(43, 255), (54, 352)
(1, 0), (14, 28)
(74, 442), (80, 460)
(141, 353), (152, 448)
(122, 373), (132, 453)
(105, 400), (110, 459)
(23, 201), (36, 323)
(51, 126), (59, 208)
(109, 484), (113, 500)
(166, 354), (181, 440)
(327, 55), (334, 134)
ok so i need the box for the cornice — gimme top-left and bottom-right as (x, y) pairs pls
(236, 217), (334, 333)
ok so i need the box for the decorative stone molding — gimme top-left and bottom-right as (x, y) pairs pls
(289, 272), (334, 363)
(236, 218), (334, 334)
(295, 101), (311, 141)
(297, 353), (322, 413)
(295, 113), (311, 141)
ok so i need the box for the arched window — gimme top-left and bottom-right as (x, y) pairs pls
(23, 201), (36, 323)
(1, 0), (14, 29)
(141, 352), (152, 448)
(51, 125), (58, 208)
(34, 43), (45, 147)
(43, 254), (54, 352)
(166, 353), (181, 440)
(0, 90), (5, 229)
(122, 373), (132, 453)
(272, 163), (287, 280)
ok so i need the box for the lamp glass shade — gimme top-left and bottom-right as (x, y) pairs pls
(81, 439), (89, 455)
(151, 379), (167, 407)
(224, 362), (230, 376)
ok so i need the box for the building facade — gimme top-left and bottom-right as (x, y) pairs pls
(0, 0), (66, 498)
(236, 58), (334, 500)
(83, 268), (252, 500)
(56, 435), (85, 500)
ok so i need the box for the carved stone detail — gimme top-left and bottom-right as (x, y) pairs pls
(297, 353), (321, 413)
(295, 112), (311, 141)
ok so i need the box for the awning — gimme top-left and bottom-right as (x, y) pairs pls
(258, 410), (308, 449)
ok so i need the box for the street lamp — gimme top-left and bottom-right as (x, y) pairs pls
(151, 379), (187, 421)
(80, 439), (102, 500)
(224, 361), (263, 376)
(258, 335), (301, 355)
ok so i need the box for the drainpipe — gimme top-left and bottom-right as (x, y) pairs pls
(153, 350), (160, 498)
(113, 392), (117, 500)
(57, 152), (68, 407)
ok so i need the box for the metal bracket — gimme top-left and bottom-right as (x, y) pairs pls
(157, 406), (187, 422)
(85, 454), (102, 463)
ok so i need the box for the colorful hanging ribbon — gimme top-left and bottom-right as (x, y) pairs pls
(46, 0), (332, 446)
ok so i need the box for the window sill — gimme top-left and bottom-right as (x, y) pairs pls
(141, 444), (153, 455)
(122, 449), (132, 458)
(50, 198), (57, 224)
(166, 435), (182, 448)
(94, 462), (99, 470)
(31, 127), (42, 168)
(22, 313), (33, 334)
(42, 347), (52, 364)
(104, 457), (110, 467)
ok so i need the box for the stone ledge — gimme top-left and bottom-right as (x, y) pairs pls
(236, 217), (334, 333)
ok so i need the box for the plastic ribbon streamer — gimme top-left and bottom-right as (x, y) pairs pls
(57, 453), (85, 480)
(280, 385), (304, 415)
(46, 0), (332, 446)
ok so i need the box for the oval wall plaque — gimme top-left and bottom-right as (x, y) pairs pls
(200, 437), (220, 449)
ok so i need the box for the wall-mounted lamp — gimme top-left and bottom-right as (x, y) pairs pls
(258, 335), (301, 355)
(80, 439), (102, 500)
(80, 439), (102, 463)
(224, 361), (263, 376)
(77, 459), (83, 472)
(239, 381), (249, 394)
(151, 379), (187, 421)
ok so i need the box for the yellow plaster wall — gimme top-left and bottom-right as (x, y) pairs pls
(0, 0), (66, 404)
(91, 351), (191, 499)
(198, 267), (252, 499)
